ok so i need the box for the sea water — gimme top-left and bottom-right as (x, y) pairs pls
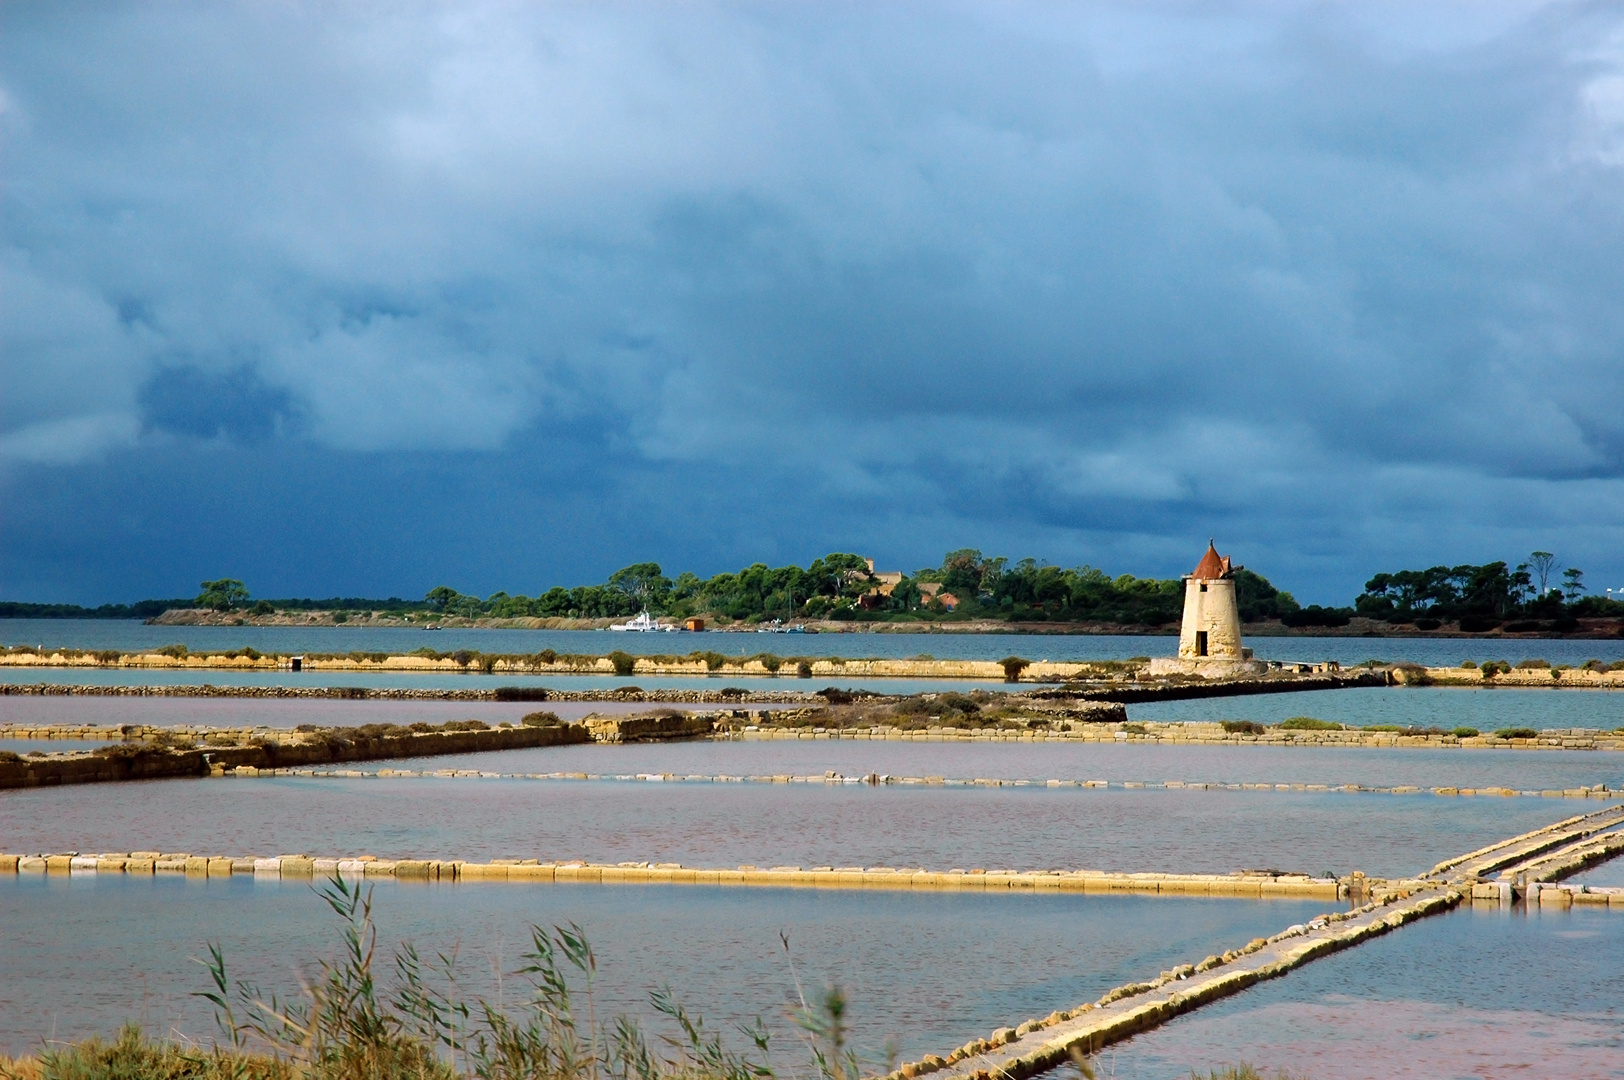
(0, 872), (1332, 1060)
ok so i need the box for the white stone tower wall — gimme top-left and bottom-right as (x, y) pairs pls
(1177, 576), (1244, 659)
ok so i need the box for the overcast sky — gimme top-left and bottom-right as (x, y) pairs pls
(6, 1), (1624, 605)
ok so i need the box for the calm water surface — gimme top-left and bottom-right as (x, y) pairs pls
(0, 668), (1006, 695)
(10, 677), (1624, 738)
(1132, 685), (1624, 730)
(0, 739), (119, 754)
(1575, 857), (1624, 886)
(6, 693), (1623, 788)
(0, 872), (1330, 1059)
(1106, 902), (1624, 1079)
(7, 619), (1624, 667)
(408, 740), (1624, 791)
(0, 697), (736, 730)
(0, 779), (1581, 879)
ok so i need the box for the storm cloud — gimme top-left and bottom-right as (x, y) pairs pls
(5, 1), (1624, 603)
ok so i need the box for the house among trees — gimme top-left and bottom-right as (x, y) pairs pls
(860, 560), (906, 608)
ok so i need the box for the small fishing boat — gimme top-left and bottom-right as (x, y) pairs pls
(609, 611), (678, 632)
(756, 620), (807, 633)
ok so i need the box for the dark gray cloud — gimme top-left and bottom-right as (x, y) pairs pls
(139, 364), (303, 442)
(4, 1), (1624, 604)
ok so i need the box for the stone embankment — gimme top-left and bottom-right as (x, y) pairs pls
(1066, 670), (1384, 701)
(886, 804), (1624, 1080)
(0, 723), (591, 790)
(584, 712), (716, 742)
(7, 713), (1624, 758)
(1400, 664), (1624, 688)
(0, 851), (1345, 898)
(736, 720), (1624, 750)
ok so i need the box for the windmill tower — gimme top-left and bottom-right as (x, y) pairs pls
(1149, 540), (1264, 677)
(1179, 540), (1244, 660)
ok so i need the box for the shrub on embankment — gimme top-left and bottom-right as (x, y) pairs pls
(1278, 717), (1343, 731)
(748, 690), (1125, 731)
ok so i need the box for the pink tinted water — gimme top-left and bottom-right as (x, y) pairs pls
(0, 776), (1580, 879)
(410, 739), (1624, 791)
(1106, 903), (1623, 1079)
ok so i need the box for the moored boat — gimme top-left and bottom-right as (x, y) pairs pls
(609, 611), (678, 632)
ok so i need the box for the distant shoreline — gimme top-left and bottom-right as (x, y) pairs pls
(117, 609), (1624, 640)
(2, 609), (1622, 640)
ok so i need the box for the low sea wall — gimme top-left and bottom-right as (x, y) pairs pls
(584, 712), (716, 742)
(1073, 670), (1386, 701)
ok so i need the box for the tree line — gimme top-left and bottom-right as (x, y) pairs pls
(1342, 552), (1609, 631)
(359, 550), (1302, 626)
(2, 550), (1616, 630)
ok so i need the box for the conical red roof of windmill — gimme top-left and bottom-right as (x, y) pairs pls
(1191, 541), (1228, 580)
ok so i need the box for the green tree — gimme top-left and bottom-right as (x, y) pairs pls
(424, 586), (460, 612)
(606, 562), (673, 612)
(1232, 568), (1300, 621)
(195, 579), (249, 611)
(1525, 551), (1557, 595)
(1563, 566), (1586, 601)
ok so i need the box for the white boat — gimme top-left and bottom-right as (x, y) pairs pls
(756, 620), (808, 633)
(609, 611), (678, 632)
